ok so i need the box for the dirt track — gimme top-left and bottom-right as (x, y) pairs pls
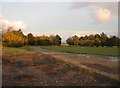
(2, 46), (119, 86)
(32, 46), (119, 81)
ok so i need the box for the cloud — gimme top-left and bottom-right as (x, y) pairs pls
(91, 7), (111, 23)
(0, 16), (26, 32)
(0, 16), (10, 31)
(96, 8), (111, 22)
(71, 2), (117, 23)
(11, 21), (26, 30)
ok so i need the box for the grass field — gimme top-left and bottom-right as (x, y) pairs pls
(2, 46), (35, 55)
(41, 46), (119, 56)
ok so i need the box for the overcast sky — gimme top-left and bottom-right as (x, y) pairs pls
(0, 1), (118, 42)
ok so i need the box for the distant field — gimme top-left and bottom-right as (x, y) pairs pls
(41, 46), (119, 56)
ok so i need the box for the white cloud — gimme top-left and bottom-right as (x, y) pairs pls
(0, 16), (11, 31)
(11, 21), (26, 30)
(0, 16), (26, 32)
(91, 7), (112, 23)
(96, 8), (111, 22)
(72, 2), (118, 23)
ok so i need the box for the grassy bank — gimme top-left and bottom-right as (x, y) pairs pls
(41, 46), (118, 56)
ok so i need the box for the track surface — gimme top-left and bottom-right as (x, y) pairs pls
(32, 46), (119, 81)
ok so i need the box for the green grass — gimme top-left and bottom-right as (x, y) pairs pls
(3, 46), (35, 55)
(41, 46), (119, 56)
(2, 45), (119, 56)
(60, 43), (69, 47)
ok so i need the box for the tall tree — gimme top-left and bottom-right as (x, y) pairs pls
(50, 35), (57, 45)
(27, 33), (35, 45)
(2, 30), (26, 47)
(100, 32), (108, 46)
(106, 36), (118, 46)
(55, 34), (62, 46)
(50, 35), (62, 46)
(94, 38), (101, 47)
(66, 37), (73, 45)
(36, 35), (52, 46)
(88, 35), (94, 40)
(73, 35), (79, 46)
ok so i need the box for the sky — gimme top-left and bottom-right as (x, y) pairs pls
(0, 0), (119, 42)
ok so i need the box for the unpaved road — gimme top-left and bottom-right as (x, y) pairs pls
(32, 46), (119, 81)
(2, 46), (119, 86)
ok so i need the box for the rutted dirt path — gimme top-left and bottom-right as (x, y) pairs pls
(4, 52), (118, 86)
(2, 46), (119, 86)
(32, 46), (119, 81)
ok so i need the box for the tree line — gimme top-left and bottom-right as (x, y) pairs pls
(2, 29), (120, 47)
(66, 32), (120, 47)
(2, 29), (61, 47)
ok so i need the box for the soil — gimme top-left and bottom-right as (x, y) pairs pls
(2, 46), (119, 86)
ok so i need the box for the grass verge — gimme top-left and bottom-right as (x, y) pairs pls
(2, 46), (35, 55)
(41, 46), (119, 56)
